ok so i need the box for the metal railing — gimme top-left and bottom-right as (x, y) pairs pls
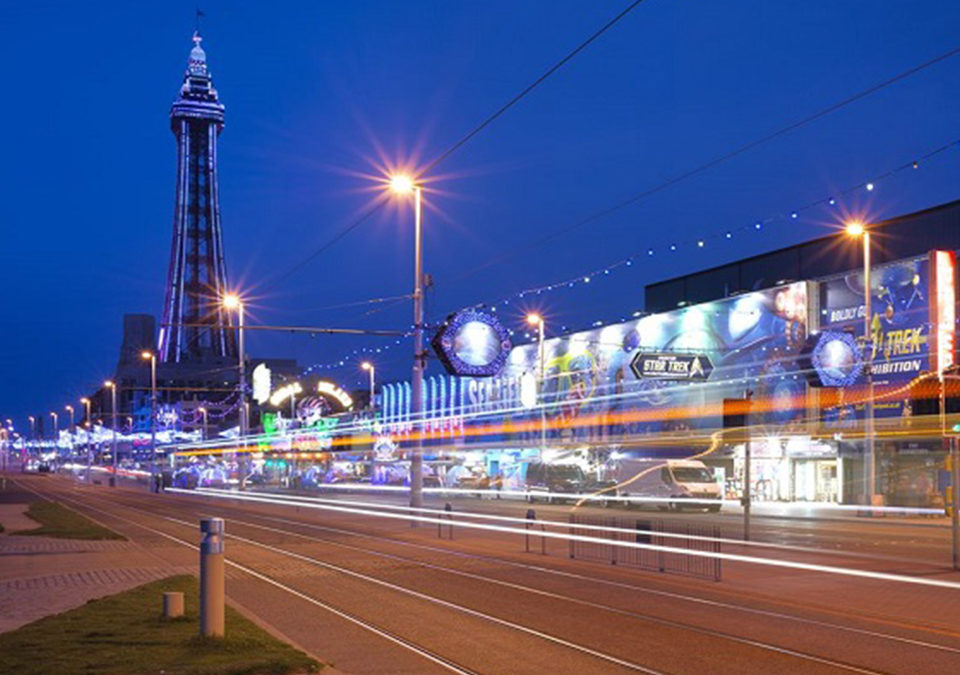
(566, 514), (721, 581)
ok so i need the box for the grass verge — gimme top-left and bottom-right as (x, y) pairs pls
(20, 500), (126, 540)
(0, 575), (320, 675)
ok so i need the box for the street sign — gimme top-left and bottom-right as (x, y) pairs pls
(630, 352), (714, 381)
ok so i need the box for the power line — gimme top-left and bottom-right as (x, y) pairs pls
(450, 43), (960, 282)
(423, 0), (648, 174)
(264, 1), (646, 288)
(263, 198), (385, 289)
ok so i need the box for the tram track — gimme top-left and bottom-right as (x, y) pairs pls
(26, 479), (955, 673)
(32, 483), (669, 674)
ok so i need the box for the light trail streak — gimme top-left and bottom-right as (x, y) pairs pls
(234, 510), (960, 655)
(169, 487), (960, 591)
(216, 513), (888, 673)
(189, 487), (941, 561)
(37, 479), (960, 658)
(37, 481), (664, 675)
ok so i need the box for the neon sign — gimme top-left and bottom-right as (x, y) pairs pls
(252, 363), (272, 404)
(269, 382), (302, 407)
(316, 381), (353, 410)
(932, 250), (956, 375)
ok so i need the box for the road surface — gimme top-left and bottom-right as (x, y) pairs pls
(14, 474), (960, 674)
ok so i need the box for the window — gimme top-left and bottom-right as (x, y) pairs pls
(670, 467), (714, 483)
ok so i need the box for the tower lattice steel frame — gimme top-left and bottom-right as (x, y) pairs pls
(158, 33), (236, 363)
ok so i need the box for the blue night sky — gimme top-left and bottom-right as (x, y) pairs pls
(3, 0), (960, 429)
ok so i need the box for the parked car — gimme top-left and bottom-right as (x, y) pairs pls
(524, 462), (585, 503)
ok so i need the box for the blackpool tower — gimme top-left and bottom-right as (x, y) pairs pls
(158, 33), (236, 364)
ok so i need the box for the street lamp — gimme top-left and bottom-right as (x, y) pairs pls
(28, 415), (35, 447)
(388, 173), (425, 509)
(526, 314), (547, 451)
(846, 221), (876, 505)
(49, 412), (58, 457)
(222, 293), (247, 490)
(198, 407), (207, 442)
(81, 398), (92, 482)
(361, 362), (376, 414)
(141, 350), (158, 491)
(64, 405), (74, 456)
(104, 380), (118, 486)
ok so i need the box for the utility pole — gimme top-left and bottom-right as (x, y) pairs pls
(743, 390), (753, 542)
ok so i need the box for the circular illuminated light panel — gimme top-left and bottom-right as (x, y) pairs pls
(811, 331), (863, 387)
(433, 309), (512, 377)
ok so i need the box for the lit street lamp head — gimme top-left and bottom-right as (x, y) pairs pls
(526, 313), (543, 327)
(222, 293), (241, 310)
(141, 350), (154, 361)
(361, 361), (373, 371)
(845, 221), (865, 237)
(104, 380), (114, 388)
(65, 405), (73, 413)
(388, 174), (415, 195)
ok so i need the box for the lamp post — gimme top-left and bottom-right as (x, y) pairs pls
(846, 222), (876, 505)
(65, 405), (74, 455)
(104, 380), (118, 486)
(526, 314), (547, 452)
(361, 362), (376, 414)
(223, 294), (247, 490)
(81, 398), (92, 482)
(198, 407), (207, 442)
(28, 415), (35, 448)
(141, 351), (158, 491)
(389, 174), (425, 510)
(49, 411), (58, 455)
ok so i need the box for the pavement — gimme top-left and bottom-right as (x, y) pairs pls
(9, 472), (960, 674)
(0, 483), (191, 633)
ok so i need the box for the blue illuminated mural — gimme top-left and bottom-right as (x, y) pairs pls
(819, 254), (931, 419)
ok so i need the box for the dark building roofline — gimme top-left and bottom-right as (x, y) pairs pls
(644, 198), (960, 312)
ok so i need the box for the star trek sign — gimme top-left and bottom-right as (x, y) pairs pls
(630, 352), (714, 381)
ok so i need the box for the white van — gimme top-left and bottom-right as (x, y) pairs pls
(610, 459), (722, 512)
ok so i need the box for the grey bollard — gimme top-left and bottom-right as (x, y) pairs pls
(162, 591), (184, 618)
(199, 517), (225, 637)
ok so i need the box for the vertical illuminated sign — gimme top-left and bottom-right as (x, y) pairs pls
(931, 250), (957, 374)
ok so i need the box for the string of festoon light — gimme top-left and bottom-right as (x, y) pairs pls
(300, 136), (960, 376)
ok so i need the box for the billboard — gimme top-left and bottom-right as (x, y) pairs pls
(499, 281), (810, 441)
(818, 254), (932, 418)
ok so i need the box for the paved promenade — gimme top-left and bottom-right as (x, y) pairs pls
(0, 481), (190, 633)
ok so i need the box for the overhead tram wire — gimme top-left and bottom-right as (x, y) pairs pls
(262, 0), (647, 291)
(450, 42), (960, 282)
(422, 0), (649, 175)
(263, 198), (386, 290)
(300, 135), (958, 373)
